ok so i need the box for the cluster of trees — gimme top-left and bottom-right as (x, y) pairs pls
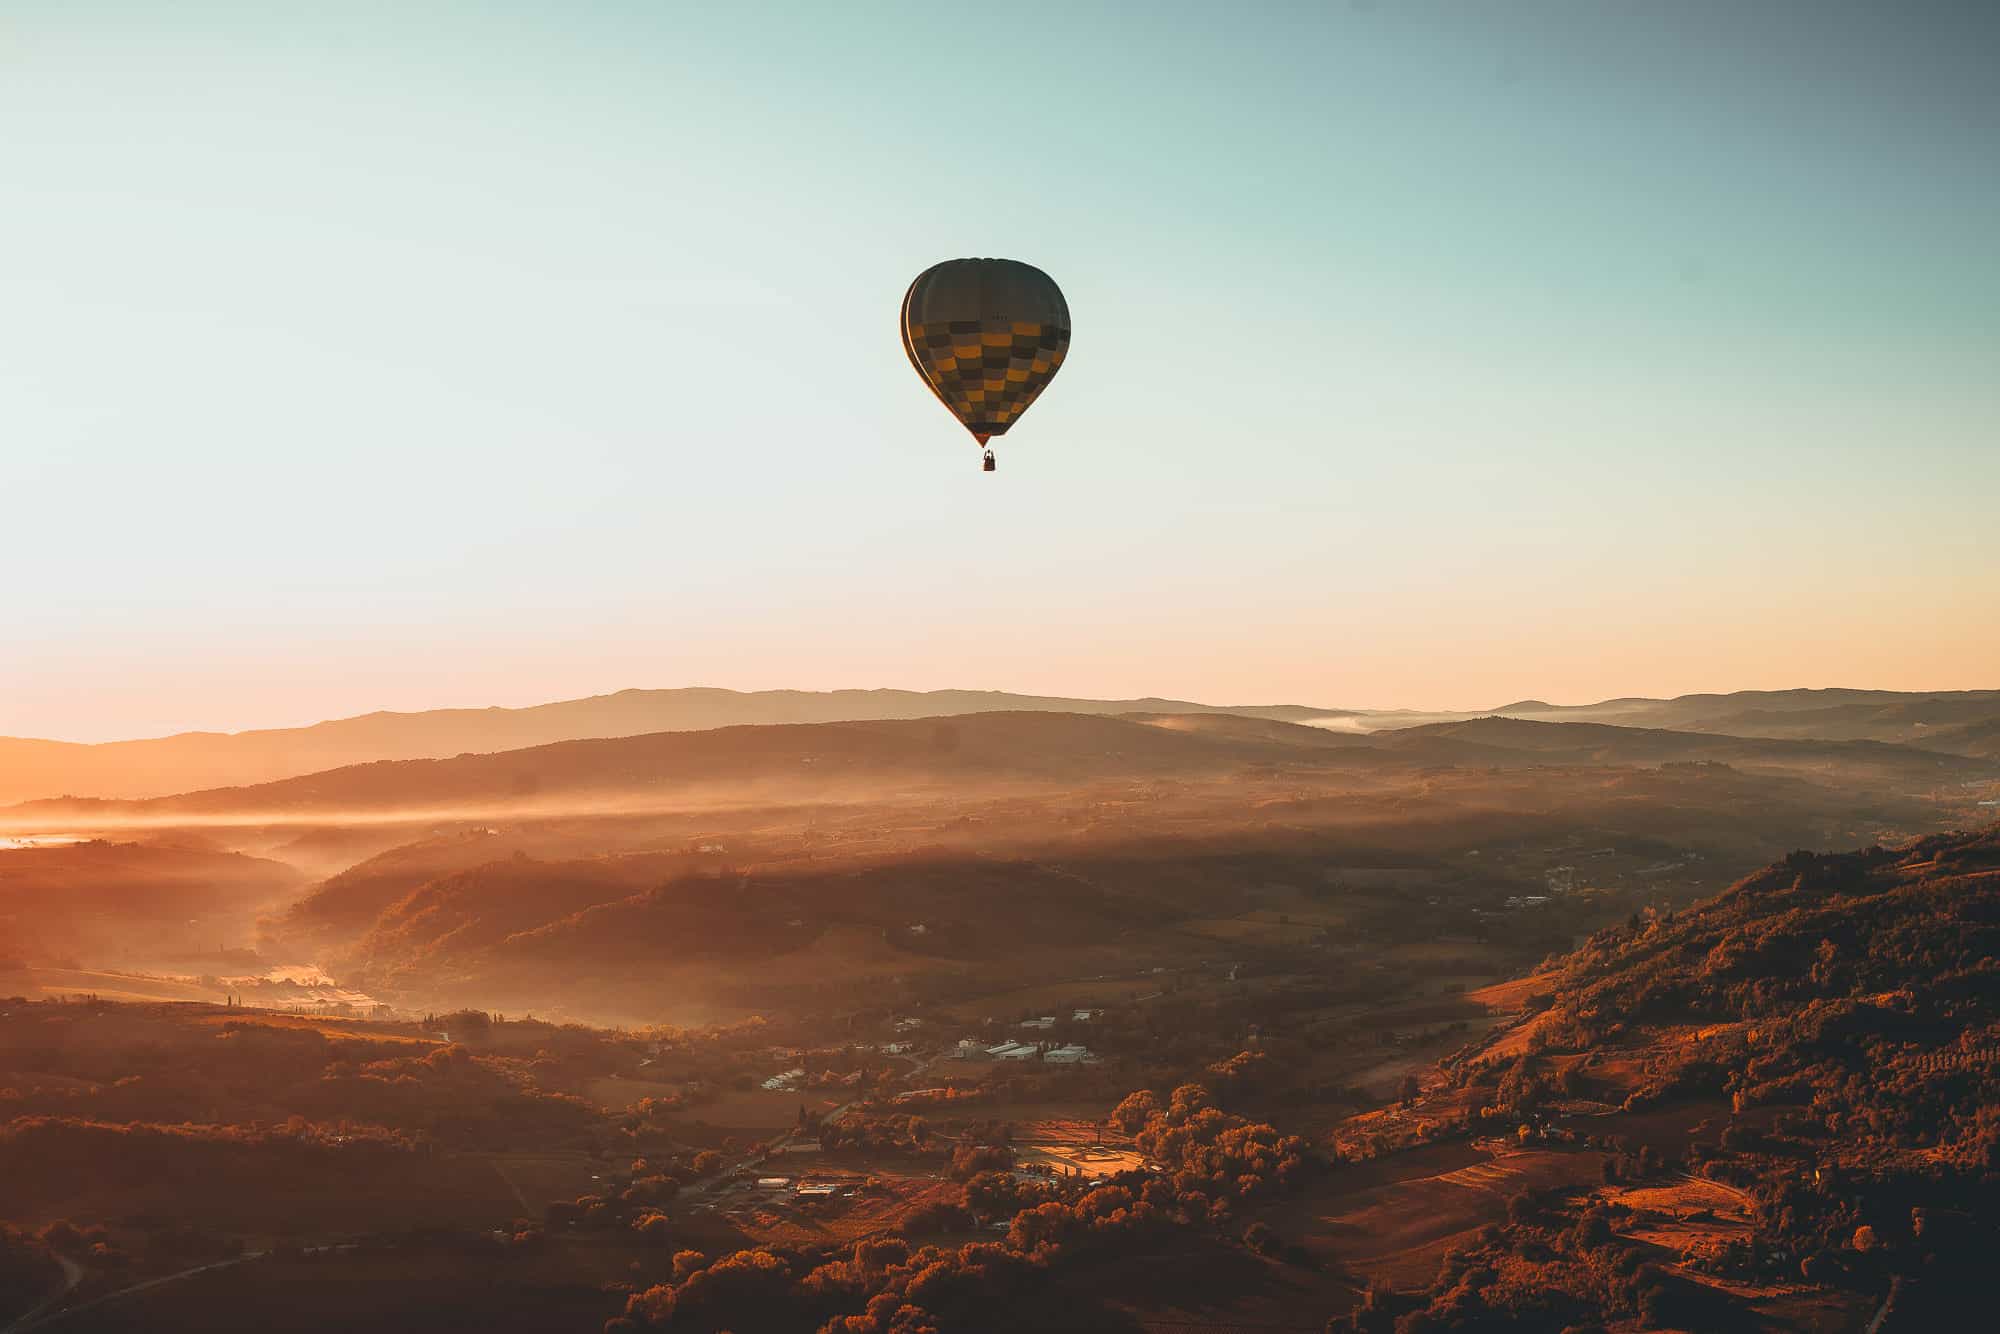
(599, 1079), (1320, 1333)
(544, 1151), (722, 1238)
(1331, 1201), (1729, 1333)
(818, 1112), (937, 1155)
(1205, 1048), (1278, 1099)
(610, 1185), (1175, 1333)
(1115, 1083), (1315, 1218)
(946, 1143), (1013, 1178)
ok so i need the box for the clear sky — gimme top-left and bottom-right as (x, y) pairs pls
(3, 1), (1995, 742)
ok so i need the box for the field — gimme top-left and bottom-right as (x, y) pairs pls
(699, 1170), (962, 1250)
(1012, 1117), (1149, 1180)
(1261, 1141), (1607, 1289)
(5, 968), (225, 1005)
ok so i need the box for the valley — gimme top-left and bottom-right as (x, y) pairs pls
(3, 692), (1997, 1331)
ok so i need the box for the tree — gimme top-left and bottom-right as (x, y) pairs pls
(1110, 1090), (1158, 1135)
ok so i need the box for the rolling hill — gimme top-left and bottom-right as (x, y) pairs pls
(1336, 688), (2000, 752)
(1378, 715), (1997, 784)
(0, 840), (304, 968)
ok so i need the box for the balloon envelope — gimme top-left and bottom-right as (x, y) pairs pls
(901, 258), (1070, 445)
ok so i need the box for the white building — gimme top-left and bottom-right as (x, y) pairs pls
(1043, 1044), (1093, 1064)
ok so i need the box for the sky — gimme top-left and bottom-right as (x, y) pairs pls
(3, 1), (1996, 742)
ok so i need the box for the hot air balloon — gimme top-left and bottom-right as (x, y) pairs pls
(901, 258), (1070, 471)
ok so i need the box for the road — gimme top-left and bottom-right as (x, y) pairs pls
(1, 1258), (82, 1334)
(488, 1156), (535, 1213)
(1864, 1286), (1895, 1334)
(11, 1253), (264, 1332)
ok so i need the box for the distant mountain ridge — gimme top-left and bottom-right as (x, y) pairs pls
(11, 710), (1991, 825)
(0, 688), (1340, 806)
(3, 684), (1996, 809)
(7, 711), (1363, 819)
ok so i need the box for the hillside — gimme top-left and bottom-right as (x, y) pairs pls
(0, 688), (1340, 805)
(1317, 824), (2000, 1331)
(0, 841), (304, 969)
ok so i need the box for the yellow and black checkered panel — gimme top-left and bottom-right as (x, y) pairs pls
(905, 318), (1069, 437)
(901, 258), (1070, 443)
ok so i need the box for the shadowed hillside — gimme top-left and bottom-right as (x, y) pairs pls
(0, 841), (304, 969)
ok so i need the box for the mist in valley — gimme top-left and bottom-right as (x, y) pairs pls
(7, 700), (1992, 1030)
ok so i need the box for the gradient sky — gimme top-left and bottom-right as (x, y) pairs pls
(3, 1), (1995, 742)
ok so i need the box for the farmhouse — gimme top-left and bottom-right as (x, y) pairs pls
(985, 1041), (1040, 1060)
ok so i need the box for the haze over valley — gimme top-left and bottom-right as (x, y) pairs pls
(6, 684), (1997, 1029)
